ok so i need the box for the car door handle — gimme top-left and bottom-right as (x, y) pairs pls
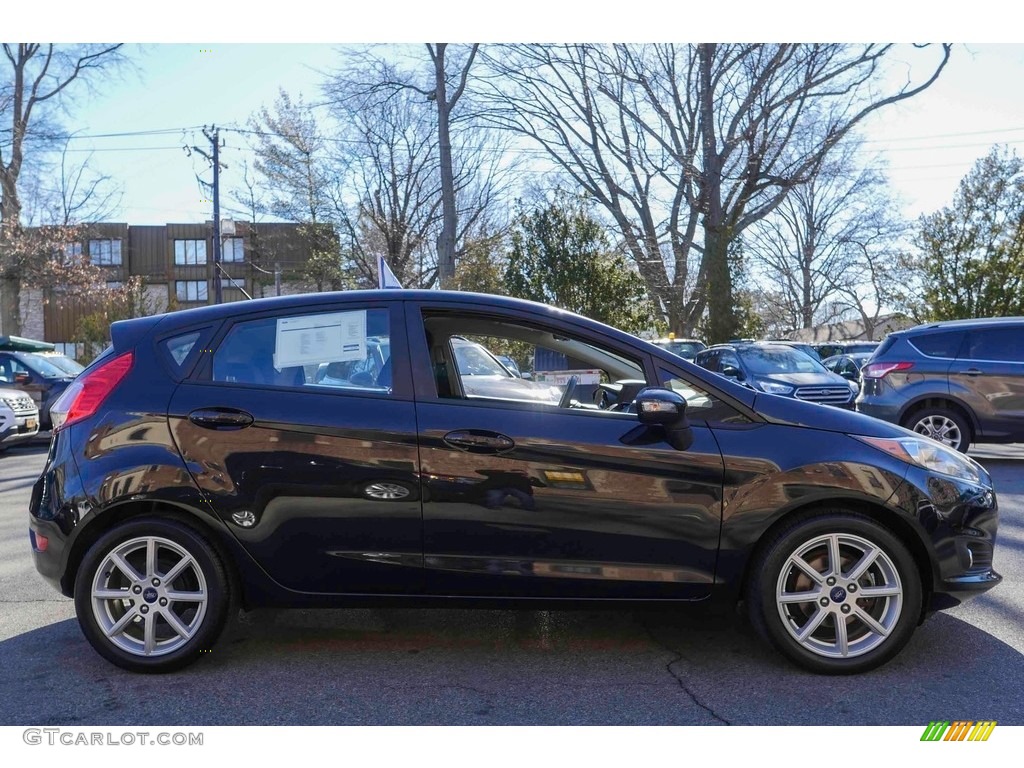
(958, 368), (984, 376)
(443, 430), (515, 453)
(188, 408), (254, 430)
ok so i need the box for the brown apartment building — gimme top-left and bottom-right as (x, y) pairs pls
(19, 221), (318, 358)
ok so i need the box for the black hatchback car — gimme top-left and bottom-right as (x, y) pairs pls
(29, 291), (1000, 674)
(856, 317), (1024, 453)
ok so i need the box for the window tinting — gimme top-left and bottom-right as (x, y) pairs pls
(165, 331), (202, 367)
(213, 308), (391, 393)
(909, 331), (965, 358)
(963, 327), (1024, 363)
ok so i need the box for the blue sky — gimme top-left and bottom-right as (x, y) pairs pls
(10, 5), (1024, 224)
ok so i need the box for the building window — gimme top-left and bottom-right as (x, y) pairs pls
(174, 239), (208, 265)
(63, 242), (84, 262)
(175, 280), (208, 303)
(223, 237), (245, 263)
(89, 239), (123, 266)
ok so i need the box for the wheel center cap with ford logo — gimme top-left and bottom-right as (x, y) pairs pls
(830, 586), (847, 602)
(142, 587), (159, 603)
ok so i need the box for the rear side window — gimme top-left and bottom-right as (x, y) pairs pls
(963, 327), (1024, 363)
(166, 331), (201, 366)
(160, 328), (213, 379)
(908, 331), (965, 359)
(212, 308), (392, 393)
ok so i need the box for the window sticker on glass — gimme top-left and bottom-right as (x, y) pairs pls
(273, 310), (367, 369)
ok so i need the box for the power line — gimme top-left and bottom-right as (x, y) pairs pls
(861, 125), (1024, 144)
(6, 126), (206, 140)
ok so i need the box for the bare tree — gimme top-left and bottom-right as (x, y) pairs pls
(323, 44), (482, 287)
(22, 139), (121, 228)
(1, 43), (125, 334)
(746, 138), (911, 338)
(480, 44), (950, 342)
(324, 52), (514, 288)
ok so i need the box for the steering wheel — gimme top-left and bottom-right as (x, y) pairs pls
(558, 375), (579, 409)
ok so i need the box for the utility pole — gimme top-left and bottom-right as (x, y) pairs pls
(212, 128), (222, 304)
(185, 126), (227, 303)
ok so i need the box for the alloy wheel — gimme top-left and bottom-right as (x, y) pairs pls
(911, 414), (963, 449)
(362, 482), (412, 500)
(775, 532), (903, 660)
(90, 536), (208, 657)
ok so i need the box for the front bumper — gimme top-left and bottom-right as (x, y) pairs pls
(890, 464), (1001, 612)
(1, 413), (40, 446)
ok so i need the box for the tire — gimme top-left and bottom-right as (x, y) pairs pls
(902, 406), (971, 453)
(746, 512), (922, 675)
(74, 516), (230, 673)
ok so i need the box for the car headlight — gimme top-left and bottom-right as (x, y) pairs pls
(758, 380), (793, 395)
(855, 435), (982, 484)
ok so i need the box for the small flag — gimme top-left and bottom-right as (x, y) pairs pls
(378, 256), (403, 289)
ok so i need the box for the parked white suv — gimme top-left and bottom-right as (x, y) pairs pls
(0, 388), (39, 452)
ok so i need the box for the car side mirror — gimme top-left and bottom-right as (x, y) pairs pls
(14, 372), (30, 385)
(635, 387), (693, 451)
(721, 365), (744, 381)
(839, 370), (858, 381)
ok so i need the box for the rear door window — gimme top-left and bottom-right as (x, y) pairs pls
(211, 307), (394, 394)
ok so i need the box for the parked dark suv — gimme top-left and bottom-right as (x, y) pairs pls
(29, 291), (1000, 674)
(856, 317), (1024, 453)
(0, 351), (77, 430)
(695, 342), (859, 408)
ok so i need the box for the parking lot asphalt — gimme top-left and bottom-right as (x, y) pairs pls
(1, 440), (1021, 726)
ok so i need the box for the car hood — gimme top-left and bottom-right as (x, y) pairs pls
(752, 391), (907, 438)
(753, 372), (850, 388)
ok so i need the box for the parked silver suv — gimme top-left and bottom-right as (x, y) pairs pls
(0, 388), (39, 452)
(856, 317), (1024, 452)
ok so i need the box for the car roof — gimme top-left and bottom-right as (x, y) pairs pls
(906, 316), (1024, 332)
(114, 290), (661, 355)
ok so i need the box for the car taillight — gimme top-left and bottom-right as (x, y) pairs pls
(50, 351), (133, 432)
(861, 361), (913, 380)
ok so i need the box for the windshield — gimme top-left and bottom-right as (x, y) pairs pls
(43, 355), (85, 375)
(658, 341), (705, 358)
(18, 353), (69, 378)
(739, 346), (829, 376)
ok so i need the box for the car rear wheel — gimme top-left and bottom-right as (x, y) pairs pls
(747, 512), (922, 674)
(74, 517), (230, 673)
(903, 407), (970, 452)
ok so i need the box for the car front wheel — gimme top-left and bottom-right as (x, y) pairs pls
(747, 512), (922, 674)
(74, 517), (230, 673)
